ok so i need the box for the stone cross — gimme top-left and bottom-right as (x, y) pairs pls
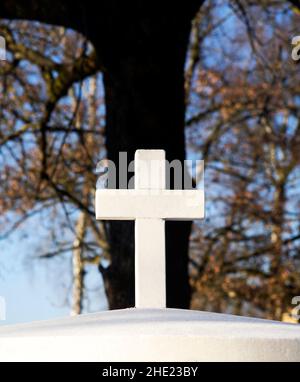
(96, 150), (204, 308)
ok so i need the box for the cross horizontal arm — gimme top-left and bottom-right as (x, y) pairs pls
(96, 189), (204, 220)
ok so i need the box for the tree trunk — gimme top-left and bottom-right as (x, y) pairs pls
(71, 211), (87, 316)
(89, 2), (201, 309)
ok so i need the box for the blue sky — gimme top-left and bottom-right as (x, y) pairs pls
(0, 215), (69, 325)
(0, 213), (107, 325)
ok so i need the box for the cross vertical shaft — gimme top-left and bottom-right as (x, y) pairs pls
(135, 219), (166, 308)
(134, 150), (166, 308)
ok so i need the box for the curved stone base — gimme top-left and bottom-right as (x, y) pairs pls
(0, 308), (299, 361)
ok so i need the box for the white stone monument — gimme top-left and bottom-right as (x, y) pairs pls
(0, 149), (299, 362)
(96, 149), (204, 308)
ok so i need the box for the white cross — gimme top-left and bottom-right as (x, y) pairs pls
(96, 150), (204, 308)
